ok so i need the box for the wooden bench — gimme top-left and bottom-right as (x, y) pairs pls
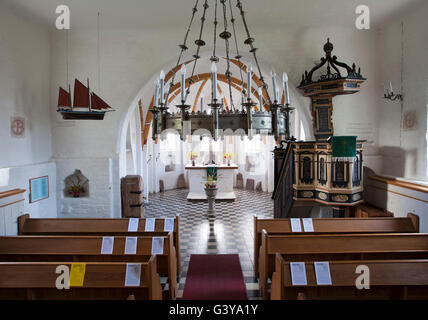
(271, 255), (428, 300)
(254, 214), (419, 276)
(0, 257), (162, 300)
(259, 231), (428, 299)
(0, 233), (177, 299)
(17, 214), (180, 272)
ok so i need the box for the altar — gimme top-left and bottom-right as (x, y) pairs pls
(185, 164), (238, 200)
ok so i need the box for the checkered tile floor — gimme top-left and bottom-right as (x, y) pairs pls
(145, 188), (274, 300)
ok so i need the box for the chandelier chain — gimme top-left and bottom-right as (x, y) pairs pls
(212, 0), (218, 60)
(236, 0), (272, 106)
(229, 0), (244, 87)
(165, 0), (200, 105)
(189, 0), (209, 81)
(220, 0), (235, 111)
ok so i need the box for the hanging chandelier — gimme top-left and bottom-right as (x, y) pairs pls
(150, 0), (294, 141)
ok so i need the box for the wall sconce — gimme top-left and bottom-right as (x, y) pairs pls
(383, 81), (403, 102)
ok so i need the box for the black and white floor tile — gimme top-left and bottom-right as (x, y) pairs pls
(144, 188), (274, 300)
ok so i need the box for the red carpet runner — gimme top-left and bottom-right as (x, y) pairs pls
(182, 254), (248, 300)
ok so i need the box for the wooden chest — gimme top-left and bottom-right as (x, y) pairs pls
(121, 175), (144, 218)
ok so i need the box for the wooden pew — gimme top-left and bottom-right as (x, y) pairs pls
(271, 254), (428, 300)
(254, 213), (419, 276)
(259, 231), (428, 299)
(0, 257), (162, 300)
(17, 214), (180, 272)
(0, 233), (177, 299)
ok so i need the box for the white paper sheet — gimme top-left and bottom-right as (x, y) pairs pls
(101, 236), (114, 254)
(125, 237), (138, 255)
(314, 262), (332, 285)
(145, 218), (156, 232)
(290, 218), (302, 232)
(125, 263), (141, 287)
(302, 218), (314, 232)
(151, 237), (164, 255)
(163, 218), (174, 232)
(290, 262), (307, 286)
(128, 218), (139, 232)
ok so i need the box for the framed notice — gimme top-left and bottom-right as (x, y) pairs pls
(29, 176), (49, 203)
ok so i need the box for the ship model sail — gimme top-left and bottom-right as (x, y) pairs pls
(57, 78), (114, 120)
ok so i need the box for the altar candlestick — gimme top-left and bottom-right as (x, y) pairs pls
(211, 62), (217, 101)
(282, 72), (290, 105)
(180, 64), (186, 102)
(159, 70), (165, 104)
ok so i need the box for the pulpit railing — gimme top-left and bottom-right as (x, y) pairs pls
(272, 142), (294, 218)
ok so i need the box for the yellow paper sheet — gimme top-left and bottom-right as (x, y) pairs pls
(69, 263), (86, 287)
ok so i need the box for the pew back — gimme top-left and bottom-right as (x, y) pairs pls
(259, 231), (428, 299)
(271, 254), (428, 300)
(0, 257), (162, 300)
(17, 214), (180, 272)
(0, 234), (176, 299)
(253, 214), (419, 275)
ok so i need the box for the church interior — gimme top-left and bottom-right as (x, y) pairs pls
(0, 0), (427, 305)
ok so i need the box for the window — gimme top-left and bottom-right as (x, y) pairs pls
(160, 133), (178, 172)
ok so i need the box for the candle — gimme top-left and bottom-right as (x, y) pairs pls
(389, 81), (393, 93)
(159, 70), (165, 104)
(383, 84), (388, 95)
(154, 80), (159, 107)
(200, 94), (204, 113)
(258, 87), (263, 109)
(180, 64), (186, 102)
(276, 88), (280, 103)
(271, 70), (278, 102)
(282, 72), (290, 105)
(211, 62), (217, 101)
(247, 64), (252, 100)
(241, 91), (245, 104)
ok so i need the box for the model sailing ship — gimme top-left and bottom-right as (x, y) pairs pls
(57, 78), (114, 120)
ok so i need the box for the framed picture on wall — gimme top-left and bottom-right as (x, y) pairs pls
(29, 175), (49, 203)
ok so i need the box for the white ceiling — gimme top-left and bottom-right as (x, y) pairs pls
(1, 0), (424, 30)
(0, 0), (426, 28)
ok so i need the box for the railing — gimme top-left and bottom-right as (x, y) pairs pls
(272, 143), (294, 218)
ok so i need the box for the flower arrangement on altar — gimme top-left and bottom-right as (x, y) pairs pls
(224, 151), (234, 166)
(188, 151), (199, 166)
